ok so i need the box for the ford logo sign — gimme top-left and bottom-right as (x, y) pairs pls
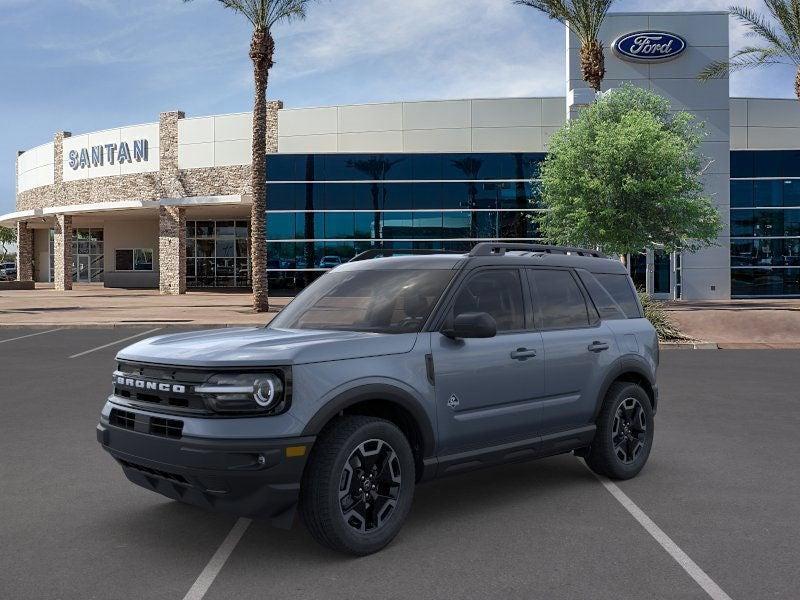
(613, 31), (686, 62)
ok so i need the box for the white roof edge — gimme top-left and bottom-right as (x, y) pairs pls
(279, 96), (567, 112)
(0, 209), (41, 226)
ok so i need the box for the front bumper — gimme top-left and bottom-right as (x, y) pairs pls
(97, 421), (314, 528)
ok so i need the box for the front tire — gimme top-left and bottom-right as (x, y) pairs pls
(300, 416), (415, 555)
(584, 382), (654, 480)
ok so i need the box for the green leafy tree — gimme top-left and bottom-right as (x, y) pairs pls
(0, 226), (15, 263)
(184, 0), (315, 311)
(699, 2), (800, 100)
(537, 84), (722, 260)
(515, 0), (615, 91)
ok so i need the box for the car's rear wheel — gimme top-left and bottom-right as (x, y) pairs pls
(299, 415), (415, 555)
(584, 382), (654, 480)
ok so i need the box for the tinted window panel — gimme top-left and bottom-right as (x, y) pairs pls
(267, 184), (298, 210)
(754, 180), (783, 207)
(730, 151), (754, 178)
(784, 180), (800, 207)
(451, 269), (525, 332)
(593, 273), (642, 318)
(324, 183), (354, 210)
(529, 269), (590, 328)
(115, 249), (133, 271)
(577, 270), (626, 320)
(754, 151), (783, 177)
(730, 180), (754, 208)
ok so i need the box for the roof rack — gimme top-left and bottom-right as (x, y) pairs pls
(349, 248), (460, 262)
(468, 242), (606, 258)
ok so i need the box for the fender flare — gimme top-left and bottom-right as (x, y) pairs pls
(301, 383), (436, 458)
(594, 355), (657, 419)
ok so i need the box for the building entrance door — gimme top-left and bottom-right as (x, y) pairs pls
(76, 255), (90, 282)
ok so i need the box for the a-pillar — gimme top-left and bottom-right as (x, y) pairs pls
(158, 205), (186, 295)
(16, 221), (33, 282)
(53, 214), (73, 291)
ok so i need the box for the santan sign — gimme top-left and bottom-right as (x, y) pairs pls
(613, 31), (687, 62)
(68, 139), (149, 170)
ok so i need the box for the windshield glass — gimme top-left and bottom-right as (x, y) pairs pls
(269, 269), (455, 334)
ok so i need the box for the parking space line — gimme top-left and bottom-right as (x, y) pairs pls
(587, 468), (733, 600)
(68, 328), (162, 359)
(0, 329), (63, 345)
(182, 518), (252, 600)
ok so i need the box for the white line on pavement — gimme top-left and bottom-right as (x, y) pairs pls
(0, 329), (63, 345)
(68, 328), (162, 359)
(182, 518), (252, 600)
(587, 467), (734, 600)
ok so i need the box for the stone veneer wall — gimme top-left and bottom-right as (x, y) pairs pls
(15, 221), (33, 281)
(53, 214), (73, 291)
(158, 205), (186, 295)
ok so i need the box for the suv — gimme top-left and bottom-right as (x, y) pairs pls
(0, 262), (15, 281)
(97, 243), (658, 555)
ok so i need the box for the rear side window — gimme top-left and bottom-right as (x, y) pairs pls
(528, 269), (590, 329)
(577, 270), (627, 320)
(593, 273), (642, 318)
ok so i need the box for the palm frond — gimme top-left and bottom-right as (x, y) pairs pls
(515, 0), (615, 43)
(730, 5), (800, 64)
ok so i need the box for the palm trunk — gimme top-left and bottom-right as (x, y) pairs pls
(796, 67), (800, 102)
(580, 39), (605, 92)
(250, 29), (274, 312)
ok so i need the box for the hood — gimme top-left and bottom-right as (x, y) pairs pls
(116, 327), (418, 368)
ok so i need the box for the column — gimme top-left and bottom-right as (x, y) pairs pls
(159, 205), (186, 295)
(16, 221), (33, 281)
(53, 214), (73, 291)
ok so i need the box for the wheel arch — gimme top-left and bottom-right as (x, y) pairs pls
(301, 384), (436, 482)
(594, 357), (657, 419)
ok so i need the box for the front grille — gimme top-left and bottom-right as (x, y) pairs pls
(149, 417), (183, 439)
(113, 362), (212, 414)
(118, 459), (189, 484)
(109, 408), (136, 430)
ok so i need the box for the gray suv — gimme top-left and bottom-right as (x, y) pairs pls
(97, 243), (658, 555)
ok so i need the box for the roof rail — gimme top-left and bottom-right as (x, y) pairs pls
(468, 242), (606, 258)
(349, 248), (460, 262)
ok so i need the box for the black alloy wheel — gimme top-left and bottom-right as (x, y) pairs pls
(612, 397), (648, 465)
(338, 439), (402, 533)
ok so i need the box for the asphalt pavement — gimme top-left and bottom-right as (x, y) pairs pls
(1, 327), (798, 600)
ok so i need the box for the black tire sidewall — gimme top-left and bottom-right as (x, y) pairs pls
(592, 383), (655, 479)
(320, 419), (415, 554)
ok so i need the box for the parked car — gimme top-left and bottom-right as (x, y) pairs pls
(0, 262), (16, 281)
(319, 255), (343, 268)
(97, 243), (658, 555)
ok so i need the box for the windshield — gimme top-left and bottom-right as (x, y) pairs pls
(269, 269), (455, 334)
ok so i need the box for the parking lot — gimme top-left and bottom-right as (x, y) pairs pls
(1, 326), (799, 600)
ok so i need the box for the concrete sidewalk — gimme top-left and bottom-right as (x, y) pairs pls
(665, 299), (800, 348)
(0, 284), (287, 327)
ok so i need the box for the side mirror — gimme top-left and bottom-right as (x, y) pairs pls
(442, 312), (497, 339)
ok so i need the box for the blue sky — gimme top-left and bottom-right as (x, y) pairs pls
(1, 0), (797, 215)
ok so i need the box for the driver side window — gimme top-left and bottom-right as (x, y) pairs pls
(449, 269), (525, 332)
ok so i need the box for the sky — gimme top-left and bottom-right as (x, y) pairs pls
(1, 0), (797, 215)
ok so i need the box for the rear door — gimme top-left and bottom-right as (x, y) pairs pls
(432, 267), (545, 455)
(526, 268), (616, 434)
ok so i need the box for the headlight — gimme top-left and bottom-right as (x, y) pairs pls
(196, 372), (286, 414)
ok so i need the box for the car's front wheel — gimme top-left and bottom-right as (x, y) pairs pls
(299, 415), (415, 555)
(584, 382), (654, 480)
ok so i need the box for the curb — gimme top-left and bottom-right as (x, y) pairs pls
(660, 341), (719, 350)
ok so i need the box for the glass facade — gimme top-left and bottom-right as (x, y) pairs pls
(731, 151), (800, 296)
(186, 220), (251, 288)
(264, 153), (546, 290)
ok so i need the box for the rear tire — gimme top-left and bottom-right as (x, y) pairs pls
(299, 416), (415, 556)
(584, 382), (654, 480)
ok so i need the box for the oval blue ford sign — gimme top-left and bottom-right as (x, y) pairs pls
(613, 31), (686, 62)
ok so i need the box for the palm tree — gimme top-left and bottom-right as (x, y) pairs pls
(515, 0), (615, 92)
(185, 0), (314, 312)
(699, 2), (800, 101)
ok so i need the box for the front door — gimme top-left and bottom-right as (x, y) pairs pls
(77, 255), (90, 282)
(432, 267), (545, 455)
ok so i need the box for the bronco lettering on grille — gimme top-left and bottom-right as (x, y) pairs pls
(115, 376), (186, 394)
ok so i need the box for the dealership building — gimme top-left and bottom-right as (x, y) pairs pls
(4, 10), (800, 299)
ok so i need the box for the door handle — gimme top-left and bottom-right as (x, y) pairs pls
(510, 348), (537, 360)
(588, 341), (610, 352)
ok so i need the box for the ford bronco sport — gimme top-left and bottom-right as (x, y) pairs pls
(97, 243), (658, 555)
